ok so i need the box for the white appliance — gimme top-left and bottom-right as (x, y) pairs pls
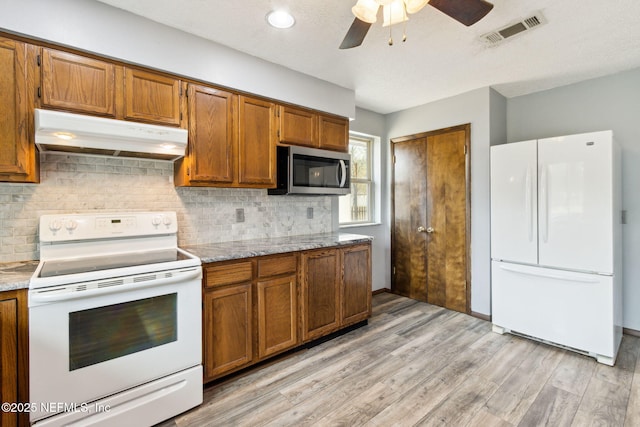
(490, 130), (622, 365)
(35, 109), (188, 160)
(29, 212), (203, 426)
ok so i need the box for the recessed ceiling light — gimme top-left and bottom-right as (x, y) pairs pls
(266, 10), (295, 29)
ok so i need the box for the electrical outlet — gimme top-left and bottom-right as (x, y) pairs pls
(236, 208), (245, 223)
(307, 207), (314, 219)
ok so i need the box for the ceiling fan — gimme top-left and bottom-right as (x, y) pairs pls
(340, 0), (494, 49)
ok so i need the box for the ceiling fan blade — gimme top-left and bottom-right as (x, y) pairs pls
(428, 0), (494, 26)
(339, 18), (372, 49)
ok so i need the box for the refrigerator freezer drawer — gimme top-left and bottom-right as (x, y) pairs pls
(492, 261), (619, 361)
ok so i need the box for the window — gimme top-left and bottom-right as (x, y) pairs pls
(339, 134), (375, 225)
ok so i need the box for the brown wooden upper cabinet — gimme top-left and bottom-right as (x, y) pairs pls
(40, 48), (117, 117)
(0, 37), (39, 183)
(237, 95), (277, 186)
(278, 105), (349, 152)
(318, 114), (349, 152)
(123, 68), (182, 126)
(175, 87), (276, 188)
(39, 48), (184, 127)
(175, 84), (236, 185)
(278, 105), (317, 148)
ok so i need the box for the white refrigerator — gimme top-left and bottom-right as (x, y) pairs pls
(490, 130), (622, 365)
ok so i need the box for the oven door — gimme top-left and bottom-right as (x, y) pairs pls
(28, 266), (202, 423)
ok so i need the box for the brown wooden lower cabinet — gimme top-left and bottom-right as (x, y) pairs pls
(341, 244), (372, 326)
(301, 249), (340, 342)
(256, 275), (297, 359)
(202, 243), (371, 383)
(203, 283), (252, 380)
(0, 289), (28, 427)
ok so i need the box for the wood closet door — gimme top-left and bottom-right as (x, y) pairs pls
(391, 125), (470, 313)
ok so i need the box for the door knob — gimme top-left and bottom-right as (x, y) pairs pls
(426, 227), (435, 234)
(418, 226), (426, 233)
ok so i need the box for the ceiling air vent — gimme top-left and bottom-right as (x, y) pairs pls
(480, 12), (546, 46)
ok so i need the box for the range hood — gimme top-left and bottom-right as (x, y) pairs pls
(34, 109), (188, 161)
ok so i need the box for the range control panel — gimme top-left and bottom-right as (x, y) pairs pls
(39, 212), (178, 242)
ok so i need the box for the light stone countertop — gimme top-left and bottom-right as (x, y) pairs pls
(0, 233), (373, 291)
(0, 260), (39, 292)
(181, 232), (373, 264)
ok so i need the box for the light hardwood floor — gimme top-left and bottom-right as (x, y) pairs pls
(159, 292), (640, 426)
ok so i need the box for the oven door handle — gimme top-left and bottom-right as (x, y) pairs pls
(29, 267), (202, 304)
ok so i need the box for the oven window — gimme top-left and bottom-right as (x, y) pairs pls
(69, 294), (177, 371)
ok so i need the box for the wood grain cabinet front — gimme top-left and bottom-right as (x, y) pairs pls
(341, 243), (372, 326)
(237, 96), (277, 186)
(123, 68), (183, 127)
(0, 37), (39, 183)
(40, 48), (117, 117)
(278, 105), (317, 148)
(256, 275), (297, 359)
(318, 114), (349, 152)
(203, 283), (253, 381)
(301, 249), (341, 342)
(38, 48), (184, 127)
(0, 290), (29, 427)
(277, 106), (350, 153)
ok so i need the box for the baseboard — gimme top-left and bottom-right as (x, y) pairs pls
(471, 311), (491, 322)
(372, 288), (391, 295)
(623, 327), (640, 337)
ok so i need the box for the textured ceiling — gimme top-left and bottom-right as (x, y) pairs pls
(96, 0), (640, 114)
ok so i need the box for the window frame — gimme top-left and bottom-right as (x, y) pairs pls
(339, 133), (377, 227)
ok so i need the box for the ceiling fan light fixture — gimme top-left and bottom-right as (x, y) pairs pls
(382, 0), (408, 27)
(352, 0), (380, 24)
(266, 10), (295, 29)
(404, 0), (430, 14)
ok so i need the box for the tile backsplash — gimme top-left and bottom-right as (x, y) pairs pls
(0, 153), (333, 262)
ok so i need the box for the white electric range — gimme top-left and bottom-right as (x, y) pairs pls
(29, 211), (202, 426)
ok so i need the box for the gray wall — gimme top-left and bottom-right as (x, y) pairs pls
(507, 68), (640, 330)
(0, 0), (355, 118)
(340, 107), (390, 292)
(385, 88), (495, 316)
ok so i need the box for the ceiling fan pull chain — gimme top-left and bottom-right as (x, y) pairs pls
(388, 5), (394, 45)
(403, 18), (407, 42)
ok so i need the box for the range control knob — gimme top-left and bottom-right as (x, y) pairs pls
(49, 220), (62, 232)
(65, 219), (78, 231)
(152, 215), (163, 226)
(162, 216), (172, 226)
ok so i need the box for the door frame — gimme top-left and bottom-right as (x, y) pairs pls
(390, 123), (472, 313)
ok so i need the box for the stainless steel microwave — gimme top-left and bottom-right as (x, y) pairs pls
(268, 146), (351, 195)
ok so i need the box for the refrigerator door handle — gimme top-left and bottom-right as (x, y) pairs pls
(498, 264), (600, 283)
(540, 165), (549, 243)
(525, 167), (533, 242)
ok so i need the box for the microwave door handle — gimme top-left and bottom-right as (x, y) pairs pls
(339, 160), (347, 188)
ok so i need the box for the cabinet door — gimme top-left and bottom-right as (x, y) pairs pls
(188, 84), (236, 183)
(203, 284), (252, 380)
(237, 96), (276, 186)
(0, 290), (28, 427)
(301, 249), (340, 341)
(257, 275), (297, 359)
(0, 38), (38, 183)
(278, 105), (317, 148)
(318, 114), (349, 152)
(40, 48), (116, 117)
(341, 244), (372, 326)
(490, 140), (538, 265)
(124, 68), (182, 126)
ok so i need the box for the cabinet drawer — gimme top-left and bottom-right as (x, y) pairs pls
(258, 254), (297, 278)
(205, 261), (253, 288)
